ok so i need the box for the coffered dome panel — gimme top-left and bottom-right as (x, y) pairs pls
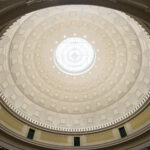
(0, 5), (150, 133)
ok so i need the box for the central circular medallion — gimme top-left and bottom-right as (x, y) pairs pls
(54, 37), (95, 75)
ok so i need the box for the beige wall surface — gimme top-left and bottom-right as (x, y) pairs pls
(0, 103), (150, 149)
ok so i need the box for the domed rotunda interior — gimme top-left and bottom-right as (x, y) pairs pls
(0, 0), (150, 150)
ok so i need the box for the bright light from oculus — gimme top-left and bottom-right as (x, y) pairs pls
(54, 37), (95, 75)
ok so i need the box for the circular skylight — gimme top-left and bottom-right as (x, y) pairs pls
(54, 37), (95, 75)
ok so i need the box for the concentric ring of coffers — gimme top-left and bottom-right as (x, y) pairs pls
(0, 5), (150, 133)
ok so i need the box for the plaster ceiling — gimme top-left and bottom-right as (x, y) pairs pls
(0, 5), (150, 133)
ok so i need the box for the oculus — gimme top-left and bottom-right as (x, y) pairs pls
(54, 37), (95, 75)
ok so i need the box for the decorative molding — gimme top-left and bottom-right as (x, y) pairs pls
(0, 118), (150, 149)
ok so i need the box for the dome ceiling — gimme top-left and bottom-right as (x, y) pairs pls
(0, 5), (150, 133)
